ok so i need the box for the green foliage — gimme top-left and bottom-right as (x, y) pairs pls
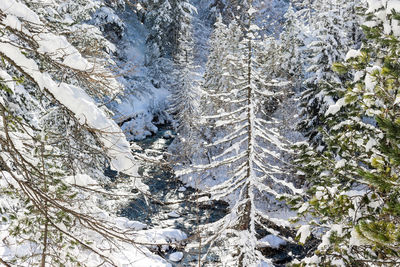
(291, 3), (400, 265)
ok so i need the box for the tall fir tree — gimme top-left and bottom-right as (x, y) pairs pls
(278, 4), (308, 91)
(168, 12), (202, 162)
(180, 5), (298, 266)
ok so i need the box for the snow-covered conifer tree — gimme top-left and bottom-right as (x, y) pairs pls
(180, 5), (298, 266)
(202, 16), (242, 127)
(299, 0), (362, 144)
(292, 1), (400, 265)
(278, 4), (308, 90)
(168, 12), (202, 162)
(145, 0), (196, 59)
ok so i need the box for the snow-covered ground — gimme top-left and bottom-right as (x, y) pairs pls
(107, 8), (171, 141)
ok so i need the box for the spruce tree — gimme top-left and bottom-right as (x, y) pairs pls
(145, 0), (196, 59)
(168, 13), (202, 162)
(180, 5), (298, 266)
(278, 4), (309, 91)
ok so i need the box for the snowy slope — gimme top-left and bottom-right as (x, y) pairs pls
(107, 8), (171, 141)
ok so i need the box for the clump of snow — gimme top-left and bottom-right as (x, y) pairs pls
(298, 202), (309, 213)
(64, 174), (97, 187)
(335, 159), (347, 169)
(366, 0), (384, 14)
(178, 186), (187, 192)
(297, 225), (311, 244)
(325, 98), (346, 116)
(366, 138), (377, 152)
(168, 252), (183, 262)
(387, 0), (400, 13)
(365, 66), (381, 92)
(114, 217), (148, 230)
(248, 7), (258, 15)
(303, 255), (321, 265)
(258, 235), (287, 248)
(136, 228), (188, 245)
(1, 0), (41, 24)
(125, 220), (147, 230)
(167, 211), (180, 218)
(345, 49), (362, 61)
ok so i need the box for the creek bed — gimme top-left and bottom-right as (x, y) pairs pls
(117, 125), (314, 266)
(118, 125), (228, 266)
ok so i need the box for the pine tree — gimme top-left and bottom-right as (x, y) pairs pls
(180, 5), (298, 266)
(291, 2), (400, 265)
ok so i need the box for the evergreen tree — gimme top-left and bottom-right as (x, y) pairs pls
(0, 1), (151, 265)
(202, 16), (242, 129)
(180, 5), (298, 266)
(168, 13), (202, 162)
(145, 0), (196, 59)
(298, 0), (362, 145)
(292, 1), (400, 265)
(278, 4), (308, 91)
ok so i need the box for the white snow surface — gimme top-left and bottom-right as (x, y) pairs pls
(135, 228), (188, 245)
(0, 0), (42, 24)
(387, 0), (400, 12)
(366, 0), (384, 13)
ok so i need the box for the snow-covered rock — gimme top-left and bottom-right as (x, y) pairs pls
(125, 220), (148, 230)
(178, 186), (187, 192)
(167, 211), (180, 218)
(168, 251), (183, 262)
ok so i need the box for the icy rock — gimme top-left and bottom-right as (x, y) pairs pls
(167, 211), (180, 218)
(169, 252), (183, 262)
